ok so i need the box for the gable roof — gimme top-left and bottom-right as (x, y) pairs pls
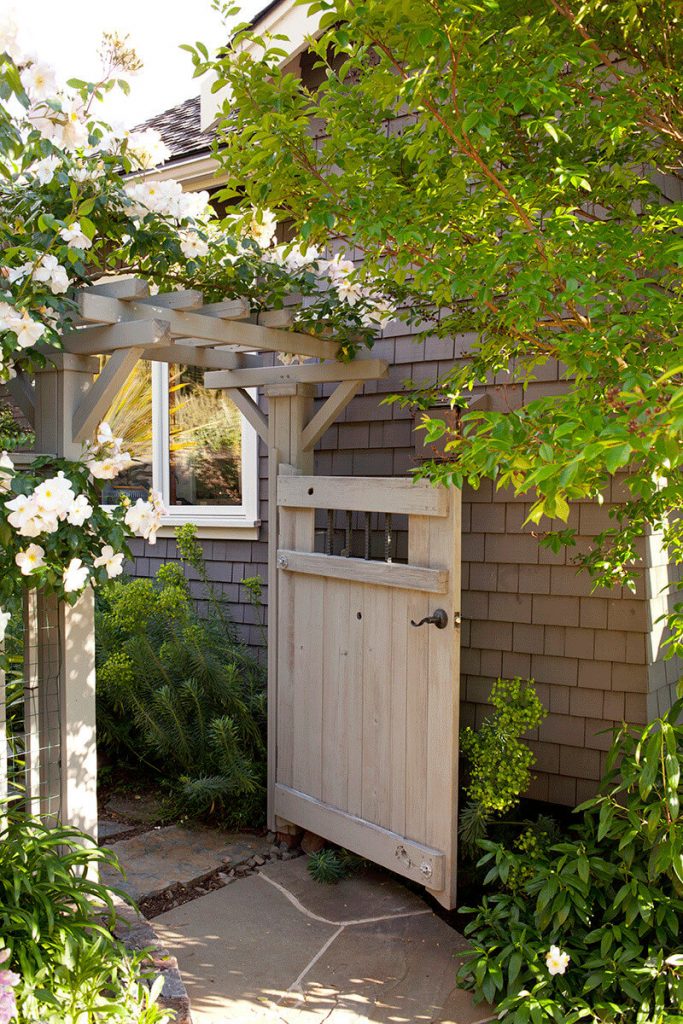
(134, 96), (214, 163)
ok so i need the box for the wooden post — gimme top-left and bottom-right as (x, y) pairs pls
(33, 354), (99, 839)
(265, 384), (315, 832)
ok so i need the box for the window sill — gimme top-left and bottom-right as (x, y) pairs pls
(156, 516), (261, 541)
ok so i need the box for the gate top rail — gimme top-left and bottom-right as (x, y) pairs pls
(277, 475), (449, 517)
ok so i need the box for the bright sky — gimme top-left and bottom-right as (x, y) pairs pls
(11, 0), (265, 128)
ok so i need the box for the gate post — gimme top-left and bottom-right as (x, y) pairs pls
(32, 354), (99, 838)
(264, 384), (315, 832)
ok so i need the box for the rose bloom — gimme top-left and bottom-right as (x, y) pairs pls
(15, 543), (46, 575)
(93, 544), (124, 578)
(546, 945), (570, 976)
(62, 557), (89, 593)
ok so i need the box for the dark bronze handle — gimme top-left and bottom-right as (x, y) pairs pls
(410, 608), (448, 629)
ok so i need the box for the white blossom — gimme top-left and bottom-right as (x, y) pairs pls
(179, 231), (209, 259)
(32, 254), (69, 295)
(0, 607), (10, 642)
(66, 494), (93, 526)
(21, 60), (59, 101)
(15, 543), (45, 575)
(326, 253), (355, 281)
(267, 242), (321, 272)
(124, 128), (171, 170)
(28, 154), (61, 185)
(6, 493), (44, 537)
(0, 10), (24, 63)
(545, 946), (570, 976)
(125, 179), (209, 225)
(361, 298), (395, 329)
(0, 451), (13, 493)
(93, 544), (124, 578)
(248, 208), (277, 248)
(124, 490), (166, 545)
(336, 277), (364, 306)
(62, 557), (89, 593)
(60, 220), (93, 250)
(14, 312), (47, 349)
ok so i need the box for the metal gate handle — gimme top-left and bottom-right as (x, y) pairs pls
(410, 608), (448, 629)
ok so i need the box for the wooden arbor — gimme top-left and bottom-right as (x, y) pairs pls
(9, 277), (389, 840)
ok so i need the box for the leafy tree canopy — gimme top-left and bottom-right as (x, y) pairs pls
(194, 0), (683, 641)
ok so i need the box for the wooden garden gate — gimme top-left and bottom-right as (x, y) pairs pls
(273, 473), (461, 909)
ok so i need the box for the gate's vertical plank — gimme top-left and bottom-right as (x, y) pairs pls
(425, 489), (461, 908)
(291, 508), (322, 800)
(346, 582), (365, 817)
(389, 589), (408, 837)
(276, 505), (297, 790)
(321, 578), (351, 810)
(405, 516), (431, 842)
(361, 583), (390, 826)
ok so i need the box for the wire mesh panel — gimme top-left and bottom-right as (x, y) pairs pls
(0, 594), (63, 822)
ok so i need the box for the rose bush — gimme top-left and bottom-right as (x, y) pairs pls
(0, 14), (392, 652)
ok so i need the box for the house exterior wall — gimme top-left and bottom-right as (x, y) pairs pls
(127, 319), (681, 807)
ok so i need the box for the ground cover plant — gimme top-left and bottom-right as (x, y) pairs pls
(457, 698), (683, 1023)
(0, 813), (171, 1024)
(96, 525), (266, 824)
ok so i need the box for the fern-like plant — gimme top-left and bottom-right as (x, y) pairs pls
(96, 533), (266, 825)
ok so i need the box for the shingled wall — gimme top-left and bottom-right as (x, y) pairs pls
(127, 315), (681, 807)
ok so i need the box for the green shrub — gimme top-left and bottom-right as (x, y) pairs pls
(459, 678), (547, 855)
(307, 848), (367, 885)
(96, 526), (266, 824)
(457, 699), (683, 1023)
(0, 813), (171, 1023)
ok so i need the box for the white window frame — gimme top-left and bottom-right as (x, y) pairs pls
(151, 363), (259, 535)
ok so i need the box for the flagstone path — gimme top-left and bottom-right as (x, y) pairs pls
(153, 857), (494, 1024)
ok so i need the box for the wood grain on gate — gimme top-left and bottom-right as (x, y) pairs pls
(274, 477), (461, 908)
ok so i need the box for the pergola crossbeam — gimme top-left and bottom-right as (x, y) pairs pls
(78, 292), (339, 361)
(141, 344), (259, 370)
(136, 289), (204, 311)
(61, 318), (171, 355)
(204, 357), (388, 390)
(72, 346), (144, 442)
(88, 278), (150, 300)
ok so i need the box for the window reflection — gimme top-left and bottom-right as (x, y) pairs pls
(101, 359), (154, 504)
(168, 364), (242, 507)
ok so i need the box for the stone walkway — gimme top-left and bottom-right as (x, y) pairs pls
(154, 857), (493, 1024)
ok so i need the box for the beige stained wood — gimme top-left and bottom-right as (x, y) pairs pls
(321, 578), (351, 811)
(88, 277), (150, 299)
(274, 476), (461, 908)
(141, 344), (248, 371)
(404, 515), (431, 850)
(227, 388), (268, 443)
(137, 289), (203, 310)
(278, 476), (449, 516)
(7, 373), (35, 427)
(23, 592), (41, 817)
(275, 784), (445, 890)
(204, 357), (387, 391)
(301, 380), (363, 451)
(78, 293), (339, 360)
(61, 318), (170, 355)
(277, 549), (448, 593)
(72, 346), (143, 442)
(361, 583), (391, 827)
(424, 495), (461, 908)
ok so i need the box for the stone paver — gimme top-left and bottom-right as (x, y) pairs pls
(102, 826), (270, 901)
(155, 857), (493, 1023)
(99, 820), (133, 842)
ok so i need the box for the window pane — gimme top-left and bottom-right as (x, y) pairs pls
(168, 364), (242, 507)
(101, 359), (154, 503)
